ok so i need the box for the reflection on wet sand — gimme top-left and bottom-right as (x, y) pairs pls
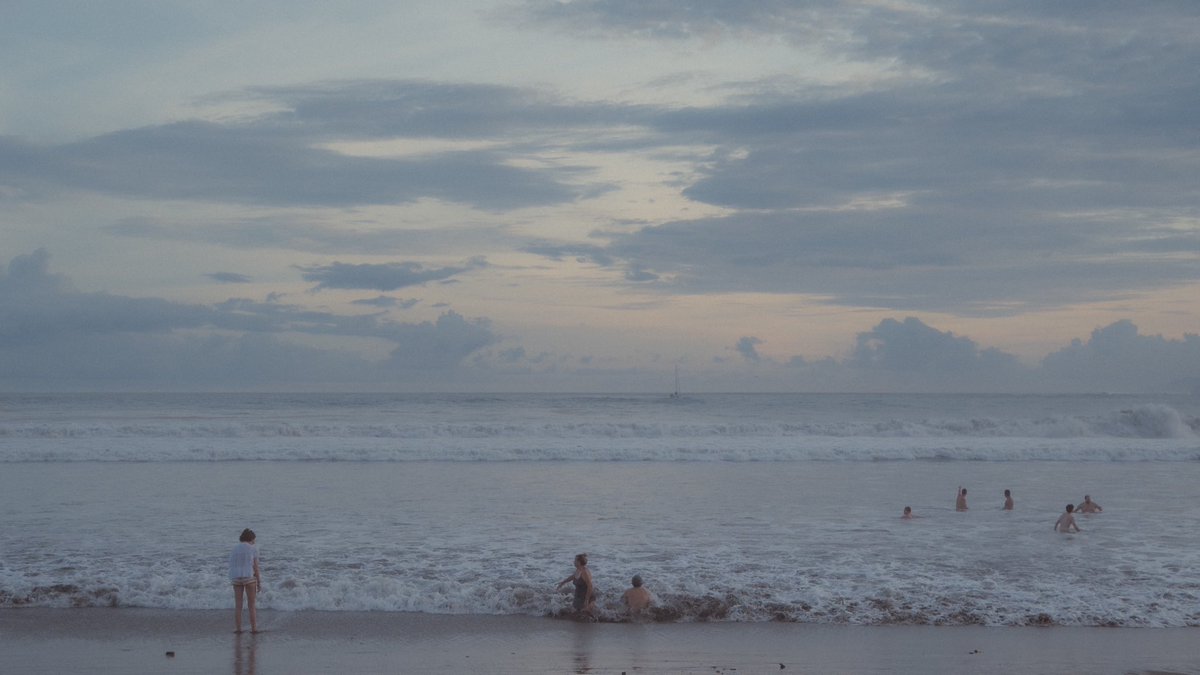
(233, 631), (257, 675)
(572, 622), (593, 673)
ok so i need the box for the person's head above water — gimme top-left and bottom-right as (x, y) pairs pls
(575, 553), (588, 567)
(631, 575), (643, 587)
(239, 528), (256, 543)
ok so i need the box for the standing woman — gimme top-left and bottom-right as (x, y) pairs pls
(556, 553), (595, 616)
(229, 528), (262, 633)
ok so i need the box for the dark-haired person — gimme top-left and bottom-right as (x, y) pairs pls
(1054, 504), (1081, 533)
(556, 553), (595, 616)
(956, 486), (968, 511)
(229, 528), (261, 633)
(1003, 489), (1014, 510)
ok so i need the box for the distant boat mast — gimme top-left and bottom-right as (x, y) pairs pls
(670, 365), (681, 398)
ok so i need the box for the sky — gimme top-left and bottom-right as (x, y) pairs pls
(2, 0), (1199, 393)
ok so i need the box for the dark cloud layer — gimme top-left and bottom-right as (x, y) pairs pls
(298, 258), (487, 291)
(350, 296), (418, 309)
(207, 272), (252, 284)
(602, 210), (1200, 314)
(1, 121), (583, 210)
(6, 12), (1197, 313)
(518, 1), (1200, 314)
(105, 217), (509, 257)
(0, 251), (498, 387)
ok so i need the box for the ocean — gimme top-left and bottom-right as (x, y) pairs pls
(1, 392), (1198, 627)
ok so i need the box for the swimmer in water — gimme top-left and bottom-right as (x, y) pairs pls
(1054, 504), (1081, 533)
(901, 506), (915, 519)
(621, 575), (653, 617)
(956, 486), (968, 511)
(1076, 495), (1102, 513)
(1003, 489), (1014, 510)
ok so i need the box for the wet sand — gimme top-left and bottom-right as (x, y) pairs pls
(2, 608), (1197, 674)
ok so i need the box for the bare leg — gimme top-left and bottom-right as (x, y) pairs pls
(247, 582), (258, 633)
(233, 585), (244, 633)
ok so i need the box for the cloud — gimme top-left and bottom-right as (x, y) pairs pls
(521, 242), (615, 267)
(2, 79), (626, 212)
(298, 258), (487, 291)
(384, 311), (497, 370)
(624, 264), (659, 283)
(735, 336), (762, 362)
(518, 0), (1200, 91)
(1, 250), (216, 347)
(701, 316), (1035, 393)
(207, 272), (252, 284)
(513, 0), (820, 40)
(105, 216), (510, 257)
(350, 296), (418, 309)
(1042, 320), (1200, 393)
(614, 209), (1197, 315)
(254, 80), (632, 140)
(851, 317), (1020, 374)
(7, 43), (1194, 316)
(496, 347), (527, 363)
(66, 122), (579, 210)
(509, 1), (1200, 314)
(0, 250), (501, 388)
(0, 249), (66, 295)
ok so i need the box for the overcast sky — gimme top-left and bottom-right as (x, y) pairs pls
(2, 0), (1198, 392)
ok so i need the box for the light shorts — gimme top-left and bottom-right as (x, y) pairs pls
(232, 577), (257, 587)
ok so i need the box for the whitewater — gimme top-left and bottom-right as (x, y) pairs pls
(1, 392), (1198, 627)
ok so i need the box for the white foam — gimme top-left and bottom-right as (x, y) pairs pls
(4, 546), (1197, 627)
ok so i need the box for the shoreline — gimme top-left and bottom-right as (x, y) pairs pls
(3, 608), (1197, 674)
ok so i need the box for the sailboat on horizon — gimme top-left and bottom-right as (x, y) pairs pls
(669, 365), (681, 399)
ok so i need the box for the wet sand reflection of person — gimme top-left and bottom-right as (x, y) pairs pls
(233, 631), (258, 675)
(571, 620), (593, 673)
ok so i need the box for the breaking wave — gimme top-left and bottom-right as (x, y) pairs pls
(1, 404), (1196, 462)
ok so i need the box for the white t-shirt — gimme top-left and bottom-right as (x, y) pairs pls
(229, 542), (258, 580)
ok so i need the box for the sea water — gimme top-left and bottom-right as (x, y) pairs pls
(1, 392), (1197, 626)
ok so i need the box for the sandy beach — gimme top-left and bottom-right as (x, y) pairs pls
(2, 608), (1197, 674)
